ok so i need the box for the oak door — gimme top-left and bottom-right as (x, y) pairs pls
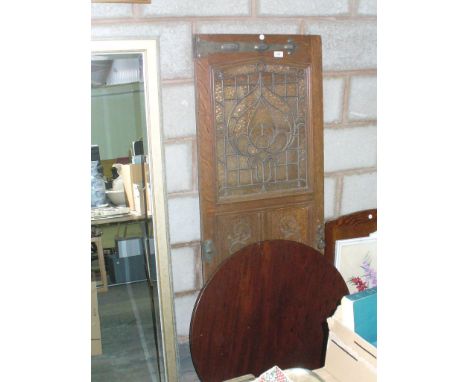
(194, 34), (325, 282)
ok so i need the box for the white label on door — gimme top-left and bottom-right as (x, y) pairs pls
(274, 51), (284, 58)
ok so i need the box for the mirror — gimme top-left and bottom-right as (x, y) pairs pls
(91, 40), (177, 382)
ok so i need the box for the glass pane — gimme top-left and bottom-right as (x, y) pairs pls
(213, 62), (309, 199)
(91, 53), (164, 381)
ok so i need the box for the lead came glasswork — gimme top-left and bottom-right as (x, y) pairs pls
(214, 61), (309, 199)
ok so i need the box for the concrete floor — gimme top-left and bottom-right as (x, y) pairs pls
(91, 282), (199, 381)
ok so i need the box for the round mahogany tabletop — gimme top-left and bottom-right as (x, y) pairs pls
(190, 240), (348, 382)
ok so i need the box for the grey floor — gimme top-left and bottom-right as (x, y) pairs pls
(91, 281), (199, 382)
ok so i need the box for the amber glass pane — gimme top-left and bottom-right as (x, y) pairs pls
(213, 62), (309, 199)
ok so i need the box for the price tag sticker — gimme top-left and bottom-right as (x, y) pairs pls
(274, 51), (284, 58)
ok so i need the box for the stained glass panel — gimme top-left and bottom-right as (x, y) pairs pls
(213, 61), (309, 199)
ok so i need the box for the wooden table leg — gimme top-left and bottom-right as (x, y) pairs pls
(91, 236), (108, 293)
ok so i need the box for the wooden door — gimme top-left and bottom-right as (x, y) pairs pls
(194, 34), (325, 282)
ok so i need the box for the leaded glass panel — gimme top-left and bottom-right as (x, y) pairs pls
(213, 61), (309, 199)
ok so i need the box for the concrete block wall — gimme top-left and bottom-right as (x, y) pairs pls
(92, 0), (377, 341)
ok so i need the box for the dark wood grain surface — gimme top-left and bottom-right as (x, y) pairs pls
(189, 240), (348, 382)
(324, 209), (377, 265)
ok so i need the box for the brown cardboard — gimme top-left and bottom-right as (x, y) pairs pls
(121, 163), (150, 212)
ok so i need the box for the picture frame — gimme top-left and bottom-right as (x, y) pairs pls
(324, 209), (377, 265)
(334, 234), (377, 294)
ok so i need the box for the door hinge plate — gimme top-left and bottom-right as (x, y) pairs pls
(316, 223), (325, 251)
(194, 37), (297, 58)
(202, 239), (216, 263)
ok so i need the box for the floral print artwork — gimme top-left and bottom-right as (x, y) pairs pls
(334, 236), (377, 294)
(349, 255), (377, 292)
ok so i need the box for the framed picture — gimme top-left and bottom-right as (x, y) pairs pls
(334, 234), (377, 294)
(324, 209), (377, 265)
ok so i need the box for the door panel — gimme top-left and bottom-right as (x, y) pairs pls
(195, 34), (325, 282)
(267, 205), (310, 243)
(216, 212), (263, 261)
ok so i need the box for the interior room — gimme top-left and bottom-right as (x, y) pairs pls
(8, 1), (468, 381)
(91, 1), (377, 381)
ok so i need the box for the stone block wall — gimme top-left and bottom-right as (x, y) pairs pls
(92, 0), (377, 341)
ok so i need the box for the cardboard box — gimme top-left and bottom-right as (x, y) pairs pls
(322, 317), (376, 382)
(121, 163), (151, 212)
(327, 317), (376, 368)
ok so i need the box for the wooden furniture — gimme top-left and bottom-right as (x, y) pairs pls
(91, 211), (151, 250)
(91, 236), (108, 293)
(91, 212), (149, 226)
(324, 209), (377, 265)
(91, 281), (102, 356)
(190, 240), (348, 382)
(194, 34), (325, 283)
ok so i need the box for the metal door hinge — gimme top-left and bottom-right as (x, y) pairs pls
(202, 239), (216, 263)
(316, 223), (325, 251)
(194, 37), (297, 58)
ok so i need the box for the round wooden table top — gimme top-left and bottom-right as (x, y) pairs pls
(189, 240), (349, 382)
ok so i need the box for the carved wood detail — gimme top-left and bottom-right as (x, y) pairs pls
(212, 212), (263, 275)
(195, 35), (325, 283)
(268, 206), (309, 243)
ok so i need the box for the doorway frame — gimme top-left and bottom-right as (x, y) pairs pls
(91, 39), (178, 382)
